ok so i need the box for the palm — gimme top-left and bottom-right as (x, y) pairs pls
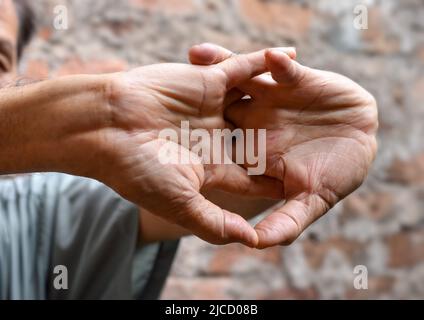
(116, 64), (227, 130)
(117, 62), (281, 192)
(101, 132), (222, 243)
(234, 68), (376, 189)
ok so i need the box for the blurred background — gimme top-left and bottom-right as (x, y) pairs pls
(23, 0), (424, 299)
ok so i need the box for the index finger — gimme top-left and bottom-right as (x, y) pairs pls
(217, 49), (269, 89)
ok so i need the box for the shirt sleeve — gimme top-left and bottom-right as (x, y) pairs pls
(0, 173), (177, 300)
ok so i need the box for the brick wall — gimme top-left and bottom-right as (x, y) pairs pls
(23, 0), (424, 299)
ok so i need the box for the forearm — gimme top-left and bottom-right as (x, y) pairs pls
(0, 74), (111, 176)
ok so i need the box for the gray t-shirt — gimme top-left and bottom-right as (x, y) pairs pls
(0, 173), (178, 300)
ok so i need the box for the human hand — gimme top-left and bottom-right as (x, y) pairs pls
(189, 43), (378, 248)
(96, 51), (284, 246)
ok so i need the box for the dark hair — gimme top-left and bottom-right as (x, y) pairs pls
(14, 0), (36, 59)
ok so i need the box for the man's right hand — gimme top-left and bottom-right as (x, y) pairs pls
(92, 51), (285, 247)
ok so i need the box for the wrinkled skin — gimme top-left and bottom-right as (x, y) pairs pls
(189, 44), (378, 248)
(98, 50), (289, 247)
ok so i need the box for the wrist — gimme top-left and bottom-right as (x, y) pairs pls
(0, 74), (115, 177)
(51, 73), (120, 179)
(105, 68), (159, 134)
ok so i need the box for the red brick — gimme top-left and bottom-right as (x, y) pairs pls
(346, 276), (395, 299)
(303, 237), (362, 269)
(412, 78), (424, 105)
(418, 44), (424, 61)
(161, 277), (232, 300)
(362, 8), (400, 54)
(37, 27), (52, 41)
(388, 154), (424, 185)
(130, 0), (195, 15)
(239, 0), (312, 39)
(387, 231), (424, 268)
(197, 29), (266, 54)
(24, 59), (50, 79)
(208, 243), (281, 275)
(259, 287), (318, 300)
(55, 58), (128, 76)
(343, 192), (394, 220)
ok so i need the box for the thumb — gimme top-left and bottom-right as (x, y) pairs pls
(180, 192), (259, 247)
(254, 193), (331, 248)
(189, 43), (235, 66)
(216, 49), (270, 90)
(265, 49), (307, 85)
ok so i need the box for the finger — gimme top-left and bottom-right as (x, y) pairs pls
(204, 163), (283, 200)
(265, 49), (307, 86)
(237, 73), (276, 99)
(217, 48), (298, 90)
(217, 49), (270, 90)
(224, 99), (253, 128)
(190, 43), (297, 96)
(254, 193), (331, 249)
(189, 43), (235, 66)
(189, 44), (269, 97)
(189, 43), (296, 66)
(180, 192), (259, 247)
